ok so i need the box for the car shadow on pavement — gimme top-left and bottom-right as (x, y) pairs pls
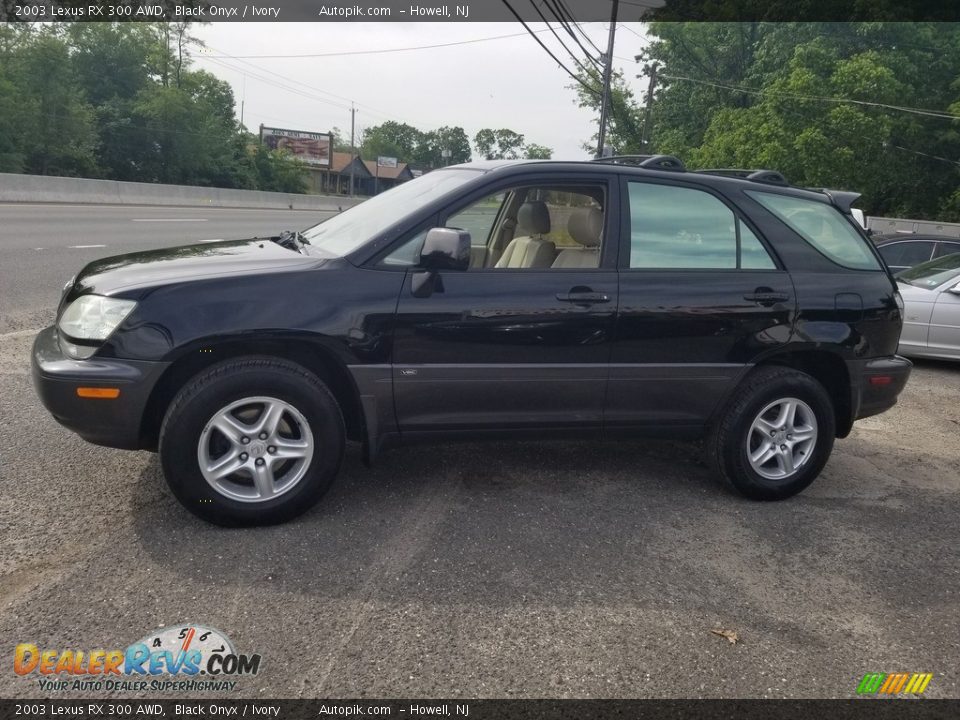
(127, 437), (756, 605)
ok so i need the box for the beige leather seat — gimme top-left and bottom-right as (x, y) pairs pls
(552, 207), (603, 268)
(496, 201), (557, 269)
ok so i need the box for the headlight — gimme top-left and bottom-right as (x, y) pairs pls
(58, 295), (137, 341)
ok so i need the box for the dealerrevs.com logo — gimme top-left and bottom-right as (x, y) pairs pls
(14, 624), (262, 692)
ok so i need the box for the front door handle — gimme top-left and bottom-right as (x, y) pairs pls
(744, 289), (789, 306)
(556, 291), (610, 304)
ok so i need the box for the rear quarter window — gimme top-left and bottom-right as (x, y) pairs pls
(747, 191), (881, 271)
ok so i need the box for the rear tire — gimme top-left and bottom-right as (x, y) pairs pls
(159, 356), (344, 526)
(706, 366), (835, 500)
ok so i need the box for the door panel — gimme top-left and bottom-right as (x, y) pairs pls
(609, 179), (795, 428)
(929, 288), (960, 355)
(392, 270), (617, 431)
(609, 271), (794, 426)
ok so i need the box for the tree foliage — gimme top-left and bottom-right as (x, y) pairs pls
(0, 23), (305, 192)
(473, 128), (554, 160)
(571, 23), (960, 218)
(360, 121), (472, 167)
(611, 22), (960, 219)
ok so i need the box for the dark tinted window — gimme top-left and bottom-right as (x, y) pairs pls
(748, 191), (881, 270)
(933, 241), (960, 259)
(879, 241), (935, 268)
(627, 183), (774, 269)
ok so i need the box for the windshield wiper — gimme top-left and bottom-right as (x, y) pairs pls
(274, 229), (311, 252)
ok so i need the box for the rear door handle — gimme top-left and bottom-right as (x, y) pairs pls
(744, 291), (789, 306)
(556, 291), (610, 304)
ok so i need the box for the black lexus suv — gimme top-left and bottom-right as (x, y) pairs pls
(32, 156), (912, 525)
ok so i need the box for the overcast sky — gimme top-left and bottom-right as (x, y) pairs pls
(191, 22), (649, 160)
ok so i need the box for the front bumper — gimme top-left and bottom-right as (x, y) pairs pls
(852, 354), (913, 421)
(31, 326), (169, 450)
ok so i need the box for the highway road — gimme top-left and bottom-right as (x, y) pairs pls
(1, 202), (959, 700)
(0, 203), (335, 334)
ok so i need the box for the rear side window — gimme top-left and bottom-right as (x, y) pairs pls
(933, 241), (960, 259)
(878, 241), (934, 268)
(627, 182), (775, 269)
(748, 191), (881, 270)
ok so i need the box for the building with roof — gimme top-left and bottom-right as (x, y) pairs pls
(304, 152), (415, 196)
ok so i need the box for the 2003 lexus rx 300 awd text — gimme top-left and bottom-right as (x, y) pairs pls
(32, 157), (912, 526)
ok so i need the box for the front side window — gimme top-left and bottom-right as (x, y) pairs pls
(382, 184), (606, 270)
(748, 191), (881, 271)
(627, 182), (775, 269)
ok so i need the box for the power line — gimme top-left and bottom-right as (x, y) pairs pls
(659, 73), (960, 121)
(889, 143), (960, 167)
(501, 0), (602, 97)
(195, 40), (429, 128)
(545, 0), (604, 61)
(554, 2), (606, 57)
(540, 0), (602, 69)
(202, 56), (352, 116)
(198, 29), (554, 60)
(528, 0), (600, 76)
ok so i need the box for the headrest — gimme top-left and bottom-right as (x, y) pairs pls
(517, 201), (551, 236)
(567, 207), (603, 248)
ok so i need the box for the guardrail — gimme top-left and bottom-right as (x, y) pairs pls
(867, 215), (960, 238)
(0, 173), (364, 211)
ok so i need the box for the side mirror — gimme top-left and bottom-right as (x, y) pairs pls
(419, 227), (470, 271)
(947, 282), (960, 295)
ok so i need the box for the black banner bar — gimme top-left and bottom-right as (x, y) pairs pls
(3, 0), (960, 23)
(2, 700), (960, 720)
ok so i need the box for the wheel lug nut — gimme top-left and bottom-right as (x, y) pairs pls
(770, 431), (776, 437)
(255, 458), (265, 466)
(240, 452), (248, 461)
(780, 444), (787, 451)
(268, 446), (276, 454)
(787, 434), (793, 440)
(241, 436), (250, 444)
(259, 432), (268, 440)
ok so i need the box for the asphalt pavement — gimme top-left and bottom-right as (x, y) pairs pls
(0, 203), (335, 334)
(0, 203), (958, 700)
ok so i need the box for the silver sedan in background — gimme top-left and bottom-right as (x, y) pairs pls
(896, 253), (960, 361)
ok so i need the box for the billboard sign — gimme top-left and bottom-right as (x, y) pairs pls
(260, 126), (331, 167)
(377, 156), (398, 168)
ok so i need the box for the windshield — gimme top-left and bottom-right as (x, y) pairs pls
(896, 252), (960, 289)
(301, 169), (481, 257)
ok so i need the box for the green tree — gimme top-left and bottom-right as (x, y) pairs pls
(474, 128), (527, 160)
(249, 143), (307, 193)
(361, 121), (424, 162)
(596, 22), (960, 218)
(416, 126), (472, 167)
(16, 31), (98, 176)
(524, 143), (553, 159)
(570, 67), (646, 155)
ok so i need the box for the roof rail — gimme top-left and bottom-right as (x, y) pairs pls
(696, 168), (790, 187)
(591, 155), (686, 172)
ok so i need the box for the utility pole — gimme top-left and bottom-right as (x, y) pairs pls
(640, 62), (659, 150)
(595, 0), (619, 158)
(240, 74), (246, 129)
(349, 103), (356, 198)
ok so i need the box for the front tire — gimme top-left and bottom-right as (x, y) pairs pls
(706, 366), (836, 500)
(159, 357), (344, 526)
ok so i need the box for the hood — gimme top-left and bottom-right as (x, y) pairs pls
(69, 238), (327, 299)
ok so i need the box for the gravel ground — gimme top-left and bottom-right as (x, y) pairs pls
(1, 327), (957, 700)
